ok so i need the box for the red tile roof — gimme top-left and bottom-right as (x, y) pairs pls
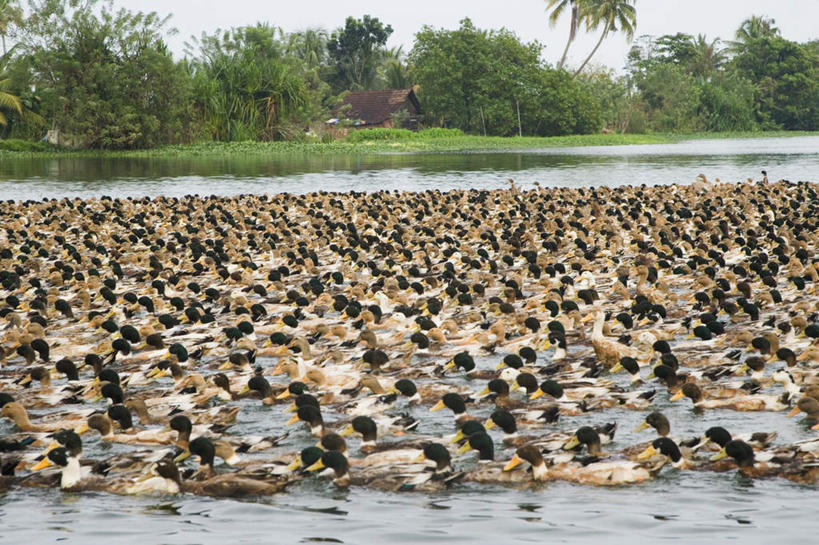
(338, 89), (420, 125)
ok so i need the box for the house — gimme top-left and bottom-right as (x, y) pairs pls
(332, 88), (421, 131)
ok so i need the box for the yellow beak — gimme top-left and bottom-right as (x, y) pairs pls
(457, 442), (472, 454)
(339, 424), (355, 437)
(430, 399), (446, 412)
(669, 390), (685, 402)
(443, 361), (455, 371)
(286, 414), (300, 426)
(710, 448), (728, 461)
(412, 452), (427, 464)
(451, 429), (466, 444)
(31, 457), (54, 471)
(484, 419), (496, 430)
(609, 362), (623, 374)
(74, 422), (90, 435)
(478, 386), (490, 396)
(563, 435), (580, 450)
(494, 362), (506, 370)
(637, 445), (658, 460)
(305, 459), (325, 472)
(503, 453), (523, 472)
(529, 389), (545, 400)
(632, 421), (650, 433)
(276, 389), (291, 400)
(173, 450), (192, 463)
(217, 360), (233, 370)
(787, 406), (801, 418)
(285, 458), (302, 471)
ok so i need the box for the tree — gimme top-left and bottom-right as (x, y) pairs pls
(573, 0), (636, 77)
(0, 0), (23, 55)
(0, 50), (22, 126)
(327, 15), (393, 92)
(733, 16), (779, 45)
(187, 24), (309, 141)
(19, 0), (193, 149)
(410, 18), (600, 136)
(545, 0), (588, 70)
(731, 34), (817, 130)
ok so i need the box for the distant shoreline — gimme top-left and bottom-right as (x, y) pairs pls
(2, 131), (816, 159)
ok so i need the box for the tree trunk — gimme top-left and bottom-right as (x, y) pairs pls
(573, 25), (609, 78)
(557, 6), (578, 70)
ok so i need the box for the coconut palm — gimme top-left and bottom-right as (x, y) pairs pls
(734, 15), (779, 44)
(0, 50), (22, 127)
(573, 0), (637, 78)
(0, 0), (23, 56)
(688, 34), (726, 78)
(545, 0), (588, 70)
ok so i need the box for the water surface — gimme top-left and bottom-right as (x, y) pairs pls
(1, 135), (818, 544)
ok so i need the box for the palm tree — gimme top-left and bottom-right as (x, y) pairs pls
(0, 0), (23, 56)
(573, 0), (637, 78)
(0, 50), (22, 127)
(734, 16), (779, 44)
(688, 34), (726, 78)
(545, 0), (587, 70)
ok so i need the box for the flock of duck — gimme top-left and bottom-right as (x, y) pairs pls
(1, 175), (819, 498)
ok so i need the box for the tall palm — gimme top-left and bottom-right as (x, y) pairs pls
(0, 0), (23, 56)
(688, 34), (725, 78)
(0, 50), (22, 127)
(734, 16), (779, 43)
(545, 0), (586, 70)
(573, 0), (636, 78)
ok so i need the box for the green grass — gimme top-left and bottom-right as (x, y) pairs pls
(1, 129), (816, 158)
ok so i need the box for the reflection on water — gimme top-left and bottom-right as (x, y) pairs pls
(1, 135), (819, 543)
(1, 136), (817, 201)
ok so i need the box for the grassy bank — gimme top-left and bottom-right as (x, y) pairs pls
(1, 130), (816, 158)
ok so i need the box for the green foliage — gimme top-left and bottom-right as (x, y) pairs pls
(731, 34), (818, 130)
(410, 18), (601, 136)
(327, 15), (393, 92)
(0, 137), (51, 151)
(187, 24), (310, 142)
(18, 0), (192, 149)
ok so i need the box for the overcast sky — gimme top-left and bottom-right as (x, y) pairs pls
(114, 0), (816, 71)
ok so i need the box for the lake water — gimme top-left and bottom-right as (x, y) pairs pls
(1, 135), (819, 544)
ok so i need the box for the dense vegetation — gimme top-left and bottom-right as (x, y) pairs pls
(0, 0), (816, 149)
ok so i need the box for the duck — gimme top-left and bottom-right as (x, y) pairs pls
(671, 382), (789, 411)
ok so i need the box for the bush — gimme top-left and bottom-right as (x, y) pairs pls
(418, 128), (464, 138)
(0, 139), (54, 152)
(344, 128), (417, 142)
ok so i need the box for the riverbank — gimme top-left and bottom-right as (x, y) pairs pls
(1, 130), (817, 158)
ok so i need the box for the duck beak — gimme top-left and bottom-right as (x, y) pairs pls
(563, 435), (580, 450)
(305, 459), (325, 472)
(457, 443), (473, 454)
(31, 457), (54, 471)
(540, 339), (551, 350)
(530, 389), (545, 400)
(430, 400), (446, 412)
(284, 402), (298, 413)
(478, 386), (490, 396)
(276, 389), (291, 400)
(609, 362), (623, 373)
(443, 360), (455, 371)
(736, 364), (749, 375)
(685, 333), (695, 340)
(173, 450), (192, 463)
(669, 390), (685, 402)
(19, 375), (32, 386)
(710, 448), (728, 462)
(217, 360), (233, 370)
(580, 313), (595, 324)
(451, 429), (466, 444)
(494, 362), (506, 370)
(285, 458), (302, 471)
(787, 406), (801, 417)
(811, 422), (819, 431)
(339, 424), (354, 437)
(632, 421), (650, 433)
(638, 316), (651, 327)
(503, 453), (523, 472)
(637, 445), (658, 460)
(263, 339), (272, 348)
(285, 414), (300, 426)
(238, 385), (251, 395)
(74, 422), (90, 435)
(412, 452), (427, 464)
(42, 440), (60, 455)
(484, 419), (496, 430)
